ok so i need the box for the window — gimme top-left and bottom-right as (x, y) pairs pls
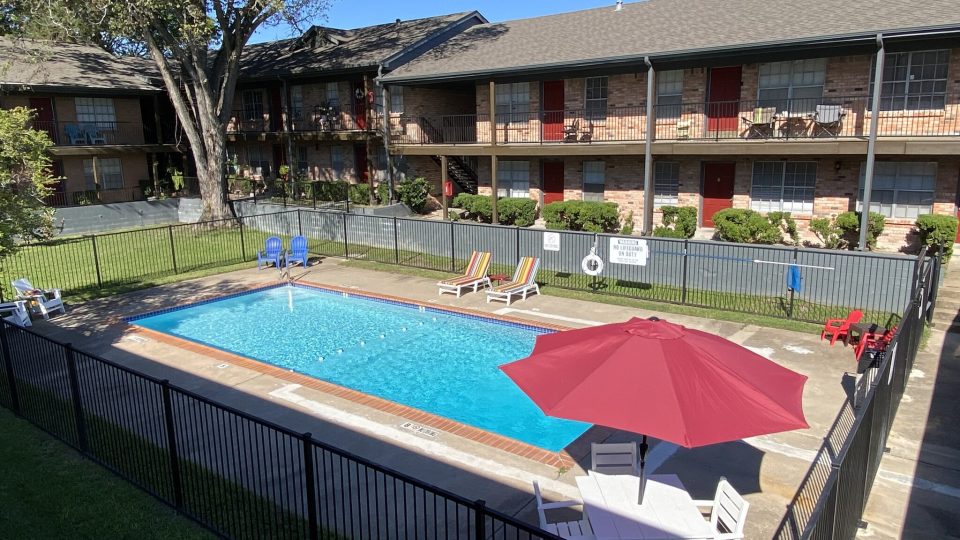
(326, 82), (340, 109)
(757, 59), (826, 114)
(495, 83), (529, 124)
(585, 77), (608, 121)
(871, 50), (949, 111)
(582, 161), (605, 202)
(750, 161), (817, 213)
(82, 158), (123, 190)
(296, 147), (308, 175)
(497, 160), (529, 198)
(656, 70), (684, 119)
(247, 146), (271, 178)
(858, 162), (936, 219)
(242, 90), (263, 121)
(290, 85), (304, 119)
(654, 162), (680, 207)
(391, 86), (404, 114)
(330, 146), (344, 178)
(75, 97), (116, 125)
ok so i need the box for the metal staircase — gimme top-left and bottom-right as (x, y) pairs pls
(430, 155), (478, 194)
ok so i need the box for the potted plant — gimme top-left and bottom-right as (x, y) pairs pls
(278, 164), (290, 179)
(167, 166), (184, 195)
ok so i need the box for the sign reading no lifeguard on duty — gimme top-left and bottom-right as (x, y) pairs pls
(609, 238), (649, 266)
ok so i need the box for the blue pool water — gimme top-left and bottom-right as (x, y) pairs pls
(131, 285), (590, 451)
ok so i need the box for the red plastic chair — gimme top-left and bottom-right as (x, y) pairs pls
(854, 327), (896, 361)
(821, 310), (863, 346)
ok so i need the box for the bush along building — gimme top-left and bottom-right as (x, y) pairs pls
(379, 0), (960, 250)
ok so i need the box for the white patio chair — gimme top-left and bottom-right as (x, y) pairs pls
(0, 300), (32, 327)
(532, 481), (594, 539)
(813, 104), (845, 137)
(693, 478), (750, 540)
(591, 442), (639, 475)
(12, 278), (66, 319)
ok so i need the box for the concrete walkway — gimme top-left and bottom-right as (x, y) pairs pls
(26, 256), (878, 538)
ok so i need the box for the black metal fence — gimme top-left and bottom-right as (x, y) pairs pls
(0, 318), (559, 539)
(773, 247), (939, 539)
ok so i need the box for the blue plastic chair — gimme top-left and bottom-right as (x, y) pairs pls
(286, 235), (309, 269)
(257, 236), (283, 270)
(64, 124), (87, 145)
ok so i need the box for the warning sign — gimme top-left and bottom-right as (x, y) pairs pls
(609, 237), (648, 266)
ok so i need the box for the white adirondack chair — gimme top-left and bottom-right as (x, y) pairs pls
(590, 442), (639, 476)
(532, 481), (594, 539)
(693, 478), (750, 540)
(12, 278), (65, 319)
(0, 300), (31, 327)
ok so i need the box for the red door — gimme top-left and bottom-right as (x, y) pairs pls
(706, 67), (742, 135)
(543, 162), (564, 204)
(354, 143), (368, 182)
(352, 81), (367, 130)
(29, 97), (57, 143)
(702, 162), (736, 227)
(542, 81), (565, 142)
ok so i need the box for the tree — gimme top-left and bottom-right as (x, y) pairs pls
(9, 0), (330, 220)
(0, 107), (56, 258)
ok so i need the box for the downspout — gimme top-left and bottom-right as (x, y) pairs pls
(859, 33), (884, 250)
(378, 63), (395, 203)
(643, 56), (656, 235)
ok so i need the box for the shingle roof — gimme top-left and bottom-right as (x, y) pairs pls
(382, 0), (960, 83)
(237, 12), (482, 80)
(0, 37), (160, 93)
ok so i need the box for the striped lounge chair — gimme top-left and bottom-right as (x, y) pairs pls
(486, 256), (540, 305)
(438, 251), (492, 297)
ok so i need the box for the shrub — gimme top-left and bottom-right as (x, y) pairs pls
(810, 217), (842, 249)
(454, 193), (494, 223)
(835, 211), (886, 250)
(653, 206), (697, 239)
(543, 200), (621, 233)
(620, 211), (635, 235)
(496, 197), (538, 227)
(916, 214), (958, 261)
(712, 208), (796, 244)
(312, 180), (349, 202)
(395, 177), (431, 213)
(348, 183), (371, 205)
(376, 181), (391, 205)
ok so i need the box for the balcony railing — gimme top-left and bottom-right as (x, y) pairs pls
(390, 95), (960, 145)
(227, 106), (384, 134)
(33, 121), (147, 146)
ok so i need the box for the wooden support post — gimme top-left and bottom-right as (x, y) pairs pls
(441, 155), (449, 220)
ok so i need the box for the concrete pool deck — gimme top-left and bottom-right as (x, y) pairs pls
(28, 256), (883, 537)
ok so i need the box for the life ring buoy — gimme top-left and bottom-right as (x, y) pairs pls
(582, 252), (604, 276)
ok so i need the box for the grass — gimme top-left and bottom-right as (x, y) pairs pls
(0, 407), (212, 539)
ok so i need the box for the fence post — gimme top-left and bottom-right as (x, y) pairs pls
(0, 321), (22, 416)
(168, 226), (179, 274)
(450, 221), (456, 272)
(680, 239), (689, 305)
(788, 247), (798, 319)
(160, 380), (185, 509)
(515, 226), (521, 264)
(89, 235), (103, 290)
(393, 217), (400, 265)
(64, 343), (89, 452)
(302, 432), (320, 539)
(910, 247), (925, 301)
(473, 499), (486, 538)
(927, 245), (943, 324)
(297, 209), (304, 237)
(239, 218), (246, 262)
(342, 213), (349, 258)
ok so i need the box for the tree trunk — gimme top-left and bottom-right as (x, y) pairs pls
(198, 128), (231, 221)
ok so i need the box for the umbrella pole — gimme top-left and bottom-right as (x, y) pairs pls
(637, 434), (648, 505)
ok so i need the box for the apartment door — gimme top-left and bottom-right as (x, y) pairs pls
(706, 67), (742, 136)
(352, 81), (367, 130)
(354, 142), (369, 182)
(29, 97), (57, 143)
(701, 162), (736, 227)
(542, 161), (564, 204)
(542, 80), (565, 141)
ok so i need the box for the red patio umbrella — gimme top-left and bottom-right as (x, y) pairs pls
(500, 317), (808, 503)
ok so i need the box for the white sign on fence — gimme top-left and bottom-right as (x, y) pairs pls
(543, 232), (561, 252)
(609, 237), (649, 266)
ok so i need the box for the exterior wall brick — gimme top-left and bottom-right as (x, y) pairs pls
(59, 154), (149, 195)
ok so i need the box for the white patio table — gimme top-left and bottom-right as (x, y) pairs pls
(575, 472), (715, 540)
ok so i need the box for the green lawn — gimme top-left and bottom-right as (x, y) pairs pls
(0, 408), (212, 539)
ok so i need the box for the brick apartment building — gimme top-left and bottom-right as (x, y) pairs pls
(379, 0), (960, 248)
(0, 37), (184, 206)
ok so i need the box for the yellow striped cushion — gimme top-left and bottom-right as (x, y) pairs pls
(470, 252), (492, 278)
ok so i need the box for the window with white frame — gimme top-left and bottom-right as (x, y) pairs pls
(82, 158), (123, 190)
(656, 70), (684, 119)
(330, 145), (344, 178)
(75, 97), (116, 125)
(242, 90), (263, 121)
(654, 162), (680, 207)
(757, 58), (826, 114)
(585, 76), (608, 121)
(497, 160), (529, 198)
(247, 146), (271, 178)
(858, 162), (936, 219)
(290, 85), (304, 119)
(871, 50), (949, 111)
(750, 161), (817, 213)
(326, 82), (340, 109)
(495, 83), (529, 124)
(582, 161), (605, 202)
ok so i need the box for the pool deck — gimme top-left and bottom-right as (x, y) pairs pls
(29, 257), (879, 537)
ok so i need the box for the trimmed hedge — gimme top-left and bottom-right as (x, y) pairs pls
(311, 180), (349, 202)
(543, 200), (621, 233)
(376, 181), (391, 204)
(348, 184), (371, 205)
(653, 206), (697, 239)
(713, 209), (798, 245)
(452, 194), (537, 227)
(916, 214), (957, 261)
(810, 211), (886, 250)
(395, 177), (431, 214)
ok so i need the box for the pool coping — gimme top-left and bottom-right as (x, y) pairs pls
(123, 278), (579, 469)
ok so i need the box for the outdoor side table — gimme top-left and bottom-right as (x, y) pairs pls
(488, 273), (509, 285)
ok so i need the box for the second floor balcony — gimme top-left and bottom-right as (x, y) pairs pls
(33, 121), (151, 146)
(226, 106), (384, 135)
(390, 95), (960, 146)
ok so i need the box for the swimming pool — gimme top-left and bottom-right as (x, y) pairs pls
(130, 285), (590, 451)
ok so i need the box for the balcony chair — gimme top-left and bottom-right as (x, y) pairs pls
(821, 310), (863, 346)
(0, 300), (32, 327)
(741, 107), (777, 138)
(563, 120), (581, 142)
(11, 278), (65, 319)
(693, 478), (749, 540)
(532, 481), (594, 539)
(813, 104), (846, 137)
(590, 442), (639, 475)
(64, 123), (88, 145)
(81, 123), (107, 144)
